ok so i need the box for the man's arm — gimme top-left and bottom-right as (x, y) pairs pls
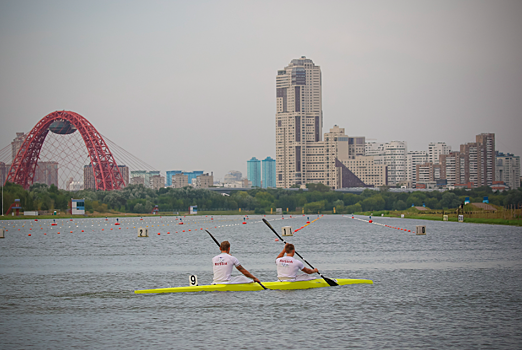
(276, 244), (289, 260)
(236, 265), (260, 283)
(302, 267), (319, 274)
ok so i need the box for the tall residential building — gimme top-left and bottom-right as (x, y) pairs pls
(275, 56), (322, 188)
(84, 164), (129, 189)
(476, 133), (495, 186)
(130, 170), (160, 188)
(166, 170), (182, 187)
(366, 141), (408, 186)
(440, 133), (496, 188)
(224, 170), (242, 184)
(195, 173), (214, 188)
(407, 151), (427, 187)
(33, 161), (58, 187)
(172, 173), (189, 188)
(0, 162), (7, 185)
(262, 157), (276, 188)
(495, 152), (520, 189)
(428, 142), (451, 164)
(247, 157), (261, 188)
(150, 175), (165, 190)
(118, 165), (129, 187)
(11, 132), (25, 161)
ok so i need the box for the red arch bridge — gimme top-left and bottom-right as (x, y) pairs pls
(5, 111), (127, 191)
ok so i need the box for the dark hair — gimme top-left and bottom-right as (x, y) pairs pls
(220, 241), (230, 251)
(285, 244), (295, 254)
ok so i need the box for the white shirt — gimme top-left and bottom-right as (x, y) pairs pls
(276, 255), (305, 280)
(212, 253), (240, 282)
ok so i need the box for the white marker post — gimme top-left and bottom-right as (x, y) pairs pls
(189, 275), (198, 286)
(138, 227), (149, 237)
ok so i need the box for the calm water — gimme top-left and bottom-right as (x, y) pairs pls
(1, 215), (521, 349)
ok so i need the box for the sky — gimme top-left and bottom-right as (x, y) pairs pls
(1, 0), (521, 181)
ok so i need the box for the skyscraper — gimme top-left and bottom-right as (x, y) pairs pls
(275, 56), (322, 188)
(262, 157), (276, 188)
(247, 157), (261, 188)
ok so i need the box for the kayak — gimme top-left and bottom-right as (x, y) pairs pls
(134, 278), (373, 294)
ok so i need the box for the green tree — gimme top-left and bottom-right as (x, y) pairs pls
(440, 192), (461, 209)
(306, 183), (330, 193)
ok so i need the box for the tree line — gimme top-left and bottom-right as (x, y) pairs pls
(1, 181), (521, 215)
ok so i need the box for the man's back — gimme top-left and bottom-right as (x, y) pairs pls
(276, 255), (304, 280)
(212, 253), (240, 282)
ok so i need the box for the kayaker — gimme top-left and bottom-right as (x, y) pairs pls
(276, 243), (318, 281)
(212, 241), (260, 284)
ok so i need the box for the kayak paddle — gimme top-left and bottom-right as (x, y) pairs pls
(205, 230), (267, 290)
(262, 218), (339, 287)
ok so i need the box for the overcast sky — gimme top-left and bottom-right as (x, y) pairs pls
(1, 0), (521, 181)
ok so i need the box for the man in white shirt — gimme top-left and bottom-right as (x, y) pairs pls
(212, 241), (260, 284)
(276, 243), (318, 282)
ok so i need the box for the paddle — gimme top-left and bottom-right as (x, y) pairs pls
(205, 229), (267, 290)
(262, 218), (339, 287)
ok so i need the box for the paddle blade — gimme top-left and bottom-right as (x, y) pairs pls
(322, 276), (339, 287)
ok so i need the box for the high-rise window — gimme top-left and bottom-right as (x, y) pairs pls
(295, 86), (300, 112)
(292, 68), (306, 85)
(295, 116), (301, 142)
(296, 146), (301, 172)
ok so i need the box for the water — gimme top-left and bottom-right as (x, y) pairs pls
(1, 215), (521, 349)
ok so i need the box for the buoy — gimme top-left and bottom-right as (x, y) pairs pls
(242, 222), (246, 224)
(81, 230), (84, 232)
(70, 231), (73, 233)
(44, 233), (46, 235)
(306, 221), (310, 224)
(28, 233), (31, 236)
(182, 230), (185, 232)
(158, 233), (160, 235)
(369, 220), (373, 223)
(275, 238), (279, 241)
(57, 232), (60, 234)
(167, 232), (170, 234)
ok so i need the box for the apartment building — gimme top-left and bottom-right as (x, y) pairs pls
(495, 152), (521, 189)
(275, 57), (323, 188)
(407, 151), (427, 187)
(428, 142), (451, 164)
(439, 133), (496, 188)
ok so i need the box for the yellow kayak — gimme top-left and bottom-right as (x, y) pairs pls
(134, 278), (373, 294)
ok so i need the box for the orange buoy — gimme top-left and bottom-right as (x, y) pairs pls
(81, 230), (84, 232)
(158, 233), (160, 235)
(242, 222), (246, 224)
(57, 232), (60, 234)
(182, 230), (185, 232)
(28, 234), (31, 236)
(70, 231), (73, 233)
(167, 232), (170, 234)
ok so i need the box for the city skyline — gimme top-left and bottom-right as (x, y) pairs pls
(1, 1), (521, 181)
